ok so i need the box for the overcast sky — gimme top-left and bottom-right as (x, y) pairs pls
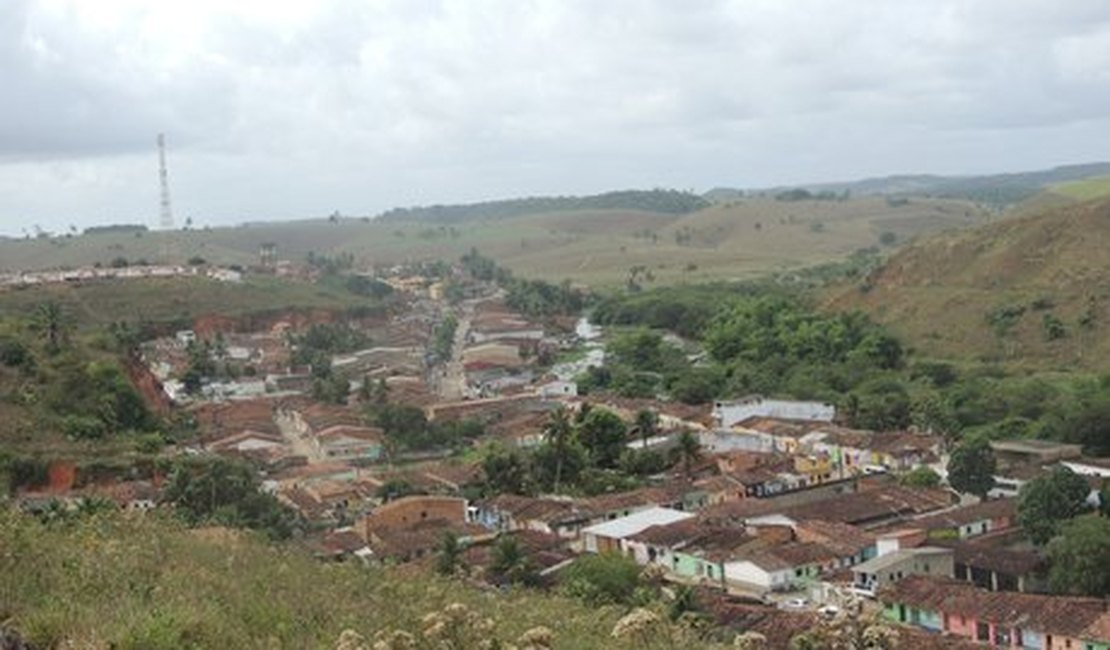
(2, 0), (1109, 235)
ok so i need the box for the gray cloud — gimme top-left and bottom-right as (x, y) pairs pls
(1, 0), (1109, 233)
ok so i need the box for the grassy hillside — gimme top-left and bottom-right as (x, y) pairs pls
(0, 511), (716, 650)
(0, 276), (370, 329)
(827, 198), (1110, 371)
(1049, 175), (1110, 202)
(0, 195), (995, 288)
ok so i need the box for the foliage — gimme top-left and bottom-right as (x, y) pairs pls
(431, 314), (458, 363)
(290, 322), (372, 366)
(481, 445), (531, 496)
(561, 552), (647, 606)
(1045, 516), (1110, 597)
(345, 274), (394, 299)
(489, 535), (540, 587)
(1017, 466), (1092, 545)
(577, 408), (628, 468)
(0, 511), (702, 649)
(370, 404), (485, 453)
(946, 439), (997, 498)
(379, 189), (710, 222)
(900, 466), (941, 489)
(162, 456), (297, 540)
(436, 532), (463, 576)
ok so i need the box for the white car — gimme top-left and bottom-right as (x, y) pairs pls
(782, 598), (809, 610)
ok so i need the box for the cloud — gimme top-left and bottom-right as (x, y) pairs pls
(1, 0), (1110, 233)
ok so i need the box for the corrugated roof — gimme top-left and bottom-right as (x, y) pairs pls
(582, 507), (694, 540)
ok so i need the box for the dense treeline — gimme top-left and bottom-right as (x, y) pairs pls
(379, 189), (710, 223)
(588, 285), (1110, 452)
(460, 249), (587, 319)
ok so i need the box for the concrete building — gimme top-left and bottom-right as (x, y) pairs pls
(713, 396), (835, 429)
(852, 547), (955, 597)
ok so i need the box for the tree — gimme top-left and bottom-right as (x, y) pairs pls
(946, 439), (997, 498)
(436, 532), (463, 576)
(634, 409), (658, 449)
(561, 552), (644, 606)
(162, 457), (297, 540)
(1017, 466), (1092, 545)
(1045, 516), (1110, 597)
(490, 535), (539, 586)
(577, 408), (628, 468)
(1100, 479), (1110, 517)
(34, 302), (68, 353)
(900, 466), (941, 489)
(675, 429), (702, 478)
(543, 406), (575, 492)
(482, 446), (529, 495)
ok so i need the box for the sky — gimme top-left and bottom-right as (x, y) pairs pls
(1, 0), (1109, 235)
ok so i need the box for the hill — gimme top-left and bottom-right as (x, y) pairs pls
(0, 195), (995, 288)
(728, 162), (1110, 206)
(377, 188), (710, 222)
(827, 198), (1110, 370)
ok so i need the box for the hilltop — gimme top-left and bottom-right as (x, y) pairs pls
(0, 195), (995, 288)
(827, 197), (1110, 370)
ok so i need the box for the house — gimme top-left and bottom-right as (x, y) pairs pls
(881, 575), (1109, 648)
(713, 396), (836, 429)
(313, 425), (385, 461)
(990, 439), (1084, 465)
(360, 495), (468, 538)
(581, 507), (694, 554)
(473, 494), (583, 538)
(723, 541), (840, 592)
(1061, 457), (1110, 479)
(943, 538), (1046, 593)
(536, 380), (577, 398)
(852, 547), (955, 597)
(207, 429), (286, 454)
(906, 498), (1017, 541)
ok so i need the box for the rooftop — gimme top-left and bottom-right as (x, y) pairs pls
(582, 507), (695, 540)
(881, 575), (1108, 639)
(853, 547), (953, 574)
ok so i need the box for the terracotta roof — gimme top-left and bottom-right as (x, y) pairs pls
(881, 576), (1108, 640)
(781, 485), (952, 528)
(907, 498), (1017, 531)
(795, 520), (876, 557)
(316, 424), (384, 444)
(943, 541), (1044, 577)
(628, 518), (706, 547)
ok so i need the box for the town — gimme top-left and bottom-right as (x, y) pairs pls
(5, 243), (1108, 650)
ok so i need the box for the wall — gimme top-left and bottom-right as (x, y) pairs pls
(713, 398), (835, 428)
(361, 495), (466, 538)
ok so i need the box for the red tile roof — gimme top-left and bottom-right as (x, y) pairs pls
(881, 576), (1108, 640)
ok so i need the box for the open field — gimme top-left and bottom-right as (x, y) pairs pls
(1048, 175), (1110, 202)
(0, 275), (372, 328)
(0, 196), (997, 288)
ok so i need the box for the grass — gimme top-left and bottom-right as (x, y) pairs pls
(0, 196), (996, 290)
(826, 197), (1110, 371)
(0, 510), (721, 649)
(1050, 176), (1110, 201)
(0, 275), (371, 328)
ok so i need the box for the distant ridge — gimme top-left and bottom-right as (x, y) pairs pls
(714, 162), (1110, 205)
(377, 189), (709, 223)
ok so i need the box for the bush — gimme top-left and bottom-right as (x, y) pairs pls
(561, 552), (646, 606)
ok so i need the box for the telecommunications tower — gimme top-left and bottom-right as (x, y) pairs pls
(157, 133), (174, 230)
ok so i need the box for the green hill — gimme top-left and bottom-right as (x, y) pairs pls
(827, 198), (1110, 370)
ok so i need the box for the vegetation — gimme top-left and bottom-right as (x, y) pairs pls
(369, 404), (485, 453)
(162, 456), (298, 540)
(1046, 516), (1110, 597)
(946, 440), (997, 498)
(560, 552), (650, 607)
(1016, 466), (1092, 545)
(0, 510), (716, 649)
(379, 189), (710, 222)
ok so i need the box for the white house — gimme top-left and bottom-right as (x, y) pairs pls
(537, 380), (578, 398)
(581, 507), (694, 554)
(713, 396), (835, 429)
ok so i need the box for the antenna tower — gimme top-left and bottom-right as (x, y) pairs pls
(157, 133), (174, 230)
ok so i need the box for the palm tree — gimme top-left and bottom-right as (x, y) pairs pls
(676, 429), (702, 479)
(34, 302), (67, 353)
(543, 406), (574, 493)
(635, 409), (658, 449)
